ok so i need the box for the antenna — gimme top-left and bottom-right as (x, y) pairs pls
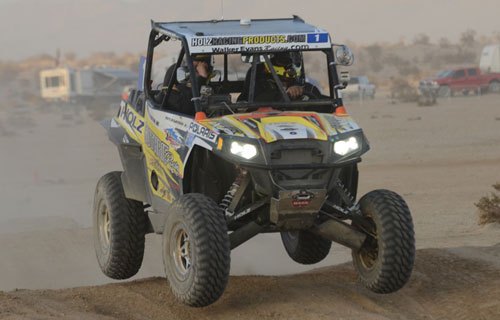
(220, 0), (224, 20)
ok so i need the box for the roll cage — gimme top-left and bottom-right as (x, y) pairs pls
(144, 17), (345, 116)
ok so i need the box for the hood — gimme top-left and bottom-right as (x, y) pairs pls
(199, 110), (361, 143)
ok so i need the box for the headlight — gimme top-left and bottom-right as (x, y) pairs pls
(230, 141), (258, 160)
(333, 137), (359, 156)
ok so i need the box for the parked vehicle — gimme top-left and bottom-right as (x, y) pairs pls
(417, 80), (438, 106)
(342, 76), (376, 99)
(93, 17), (415, 307)
(480, 44), (500, 73)
(435, 67), (500, 96)
(40, 67), (137, 102)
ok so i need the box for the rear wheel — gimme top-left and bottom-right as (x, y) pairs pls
(163, 193), (230, 307)
(489, 81), (500, 93)
(352, 189), (415, 293)
(281, 230), (332, 264)
(93, 171), (147, 279)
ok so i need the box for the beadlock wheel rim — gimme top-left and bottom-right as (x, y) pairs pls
(172, 224), (192, 278)
(99, 204), (111, 249)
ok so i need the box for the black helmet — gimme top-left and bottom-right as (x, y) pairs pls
(266, 52), (303, 80)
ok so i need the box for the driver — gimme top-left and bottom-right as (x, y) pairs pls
(239, 52), (305, 102)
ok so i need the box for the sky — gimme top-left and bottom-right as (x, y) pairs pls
(0, 0), (499, 60)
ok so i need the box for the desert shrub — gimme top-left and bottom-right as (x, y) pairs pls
(475, 183), (500, 225)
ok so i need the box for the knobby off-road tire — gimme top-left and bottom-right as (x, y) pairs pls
(163, 193), (230, 307)
(93, 171), (147, 279)
(352, 189), (415, 293)
(281, 230), (332, 264)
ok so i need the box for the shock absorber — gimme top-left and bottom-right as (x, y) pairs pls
(220, 169), (248, 217)
(335, 179), (360, 215)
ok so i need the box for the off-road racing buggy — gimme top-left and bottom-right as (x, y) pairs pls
(93, 16), (415, 307)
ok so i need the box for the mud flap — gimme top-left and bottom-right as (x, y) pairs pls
(118, 143), (148, 202)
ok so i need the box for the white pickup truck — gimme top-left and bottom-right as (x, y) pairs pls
(343, 76), (376, 99)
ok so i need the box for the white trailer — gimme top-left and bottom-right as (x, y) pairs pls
(40, 68), (77, 101)
(480, 44), (500, 73)
(40, 67), (137, 102)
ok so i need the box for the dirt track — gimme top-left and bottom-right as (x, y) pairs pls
(1, 94), (500, 319)
(2, 247), (500, 320)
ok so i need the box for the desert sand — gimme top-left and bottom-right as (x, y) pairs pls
(1, 93), (500, 319)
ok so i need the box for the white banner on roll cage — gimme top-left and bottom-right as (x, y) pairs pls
(187, 33), (331, 54)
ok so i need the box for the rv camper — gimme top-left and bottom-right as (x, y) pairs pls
(40, 67), (136, 103)
(480, 45), (500, 73)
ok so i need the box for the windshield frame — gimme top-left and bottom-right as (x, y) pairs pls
(144, 30), (343, 115)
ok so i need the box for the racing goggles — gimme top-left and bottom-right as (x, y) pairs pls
(266, 52), (302, 79)
(276, 64), (302, 78)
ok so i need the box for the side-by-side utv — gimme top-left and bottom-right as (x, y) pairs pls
(93, 16), (415, 307)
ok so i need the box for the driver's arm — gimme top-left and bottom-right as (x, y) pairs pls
(286, 85), (304, 100)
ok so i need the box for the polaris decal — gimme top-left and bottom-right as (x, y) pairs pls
(188, 122), (217, 142)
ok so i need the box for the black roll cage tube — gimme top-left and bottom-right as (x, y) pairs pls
(144, 29), (344, 114)
(144, 30), (203, 113)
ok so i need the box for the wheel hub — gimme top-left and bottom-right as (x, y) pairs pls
(99, 205), (111, 248)
(173, 227), (192, 276)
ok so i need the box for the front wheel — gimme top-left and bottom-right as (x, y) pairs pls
(163, 193), (230, 307)
(352, 189), (415, 293)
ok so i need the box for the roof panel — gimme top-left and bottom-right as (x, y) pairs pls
(157, 18), (324, 37)
(154, 17), (332, 54)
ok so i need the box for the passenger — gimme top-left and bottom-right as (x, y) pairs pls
(160, 54), (212, 115)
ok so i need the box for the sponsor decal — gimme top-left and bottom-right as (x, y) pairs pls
(326, 115), (359, 133)
(188, 122), (217, 142)
(306, 33), (328, 43)
(119, 107), (144, 134)
(210, 121), (243, 135)
(185, 133), (196, 148)
(163, 114), (191, 130)
(291, 190), (315, 208)
(189, 33), (329, 53)
(164, 128), (184, 150)
(242, 119), (258, 130)
(305, 116), (321, 128)
(191, 34), (306, 47)
(265, 122), (310, 140)
(145, 127), (181, 177)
